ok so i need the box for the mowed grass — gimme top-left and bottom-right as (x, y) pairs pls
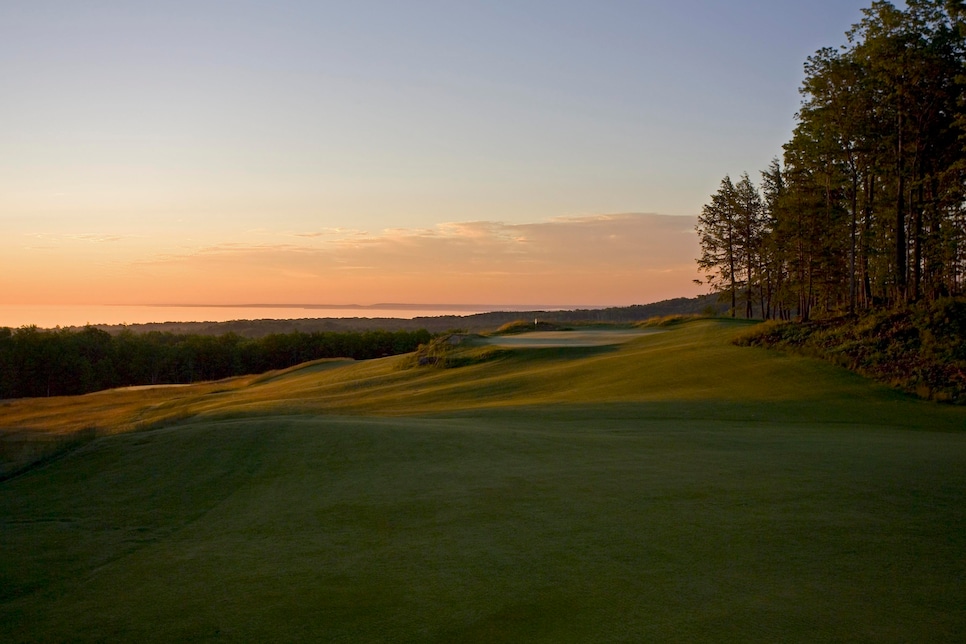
(2, 319), (966, 641)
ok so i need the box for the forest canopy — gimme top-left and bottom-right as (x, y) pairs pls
(697, 0), (966, 320)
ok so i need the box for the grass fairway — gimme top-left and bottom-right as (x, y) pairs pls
(2, 320), (966, 641)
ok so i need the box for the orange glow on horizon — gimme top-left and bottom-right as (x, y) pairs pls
(1, 214), (704, 308)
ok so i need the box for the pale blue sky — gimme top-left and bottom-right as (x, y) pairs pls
(0, 1), (884, 307)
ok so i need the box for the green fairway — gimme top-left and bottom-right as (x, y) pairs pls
(2, 320), (966, 641)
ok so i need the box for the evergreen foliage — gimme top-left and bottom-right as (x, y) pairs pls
(0, 327), (431, 399)
(697, 0), (966, 320)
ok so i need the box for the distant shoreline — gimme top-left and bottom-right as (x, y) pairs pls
(0, 301), (705, 330)
(0, 304), (507, 329)
(0, 296), (723, 336)
(137, 303), (584, 311)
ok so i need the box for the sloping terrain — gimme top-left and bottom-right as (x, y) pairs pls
(2, 319), (966, 641)
(735, 298), (966, 403)
(4, 319), (953, 433)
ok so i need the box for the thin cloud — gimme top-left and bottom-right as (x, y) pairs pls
(27, 232), (131, 244)
(127, 213), (702, 305)
(73, 234), (125, 243)
(293, 228), (370, 239)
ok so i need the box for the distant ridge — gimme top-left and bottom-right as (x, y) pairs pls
(145, 302), (602, 313)
(84, 294), (724, 338)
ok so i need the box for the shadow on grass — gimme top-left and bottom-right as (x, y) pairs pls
(437, 397), (966, 432)
(0, 426), (98, 482)
(411, 343), (620, 369)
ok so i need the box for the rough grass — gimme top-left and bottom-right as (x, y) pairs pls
(638, 313), (702, 327)
(734, 298), (966, 403)
(2, 319), (966, 641)
(492, 319), (561, 334)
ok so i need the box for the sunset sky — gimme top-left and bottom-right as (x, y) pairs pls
(2, 1), (877, 314)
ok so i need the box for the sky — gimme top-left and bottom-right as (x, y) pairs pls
(1, 0), (880, 311)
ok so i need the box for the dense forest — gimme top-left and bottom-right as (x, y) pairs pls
(697, 0), (966, 320)
(0, 327), (430, 399)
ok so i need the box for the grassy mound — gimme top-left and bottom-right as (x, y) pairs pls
(638, 313), (703, 328)
(734, 298), (966, 403)
(492, 319), (560, 334)
(3, 319), (966, 641)
(404, 332), (510, 369)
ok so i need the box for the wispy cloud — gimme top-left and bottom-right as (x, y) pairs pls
(27, 232), (132, 244)
(126, 213), (702, 305)
(73, 234), (125, 243)
(3, 215), (703, 306)
(292, 228), (370, 239)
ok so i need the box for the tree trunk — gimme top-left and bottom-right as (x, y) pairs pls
(895, 104), (907, 304)
(728, 222), (737, 318)
(849, 167), (858, 315)
(912, 181), (923, 301)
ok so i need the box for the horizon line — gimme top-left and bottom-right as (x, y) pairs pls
(2, 298), (705, 311)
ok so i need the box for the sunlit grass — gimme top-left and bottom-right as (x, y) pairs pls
(4, 320), (956, 436)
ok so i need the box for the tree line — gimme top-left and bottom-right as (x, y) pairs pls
(0, 326), (432, 399)
(697, 0), (966, 320)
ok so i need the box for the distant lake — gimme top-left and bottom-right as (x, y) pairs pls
(0, 304), (540, 329)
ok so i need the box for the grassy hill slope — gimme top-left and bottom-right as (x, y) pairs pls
(735, 297), (966, 403)
(4, 319), (959, 437)
(2, 319), (966, 642)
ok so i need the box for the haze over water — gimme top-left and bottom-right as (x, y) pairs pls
(0, 304), (556, 330)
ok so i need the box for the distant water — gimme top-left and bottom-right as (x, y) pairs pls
(0, 304), (533, 329)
